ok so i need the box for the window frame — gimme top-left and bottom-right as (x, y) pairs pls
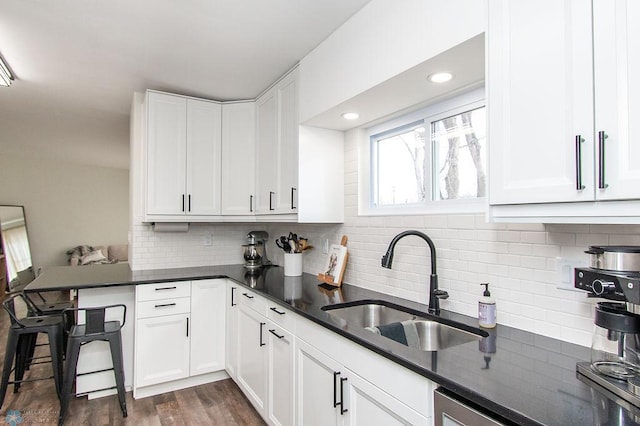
(359, 87), (486, 216)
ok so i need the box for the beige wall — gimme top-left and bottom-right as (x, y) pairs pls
(0, 155), (129, 270)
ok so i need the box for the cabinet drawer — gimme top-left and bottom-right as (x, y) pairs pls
(237, 288), (267, 316)
(266, 303), (295, 333)
(137, 281), (191, 301)
(137, 297), (191, 319)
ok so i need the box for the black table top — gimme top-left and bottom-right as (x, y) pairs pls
(26, 263), (640, 425)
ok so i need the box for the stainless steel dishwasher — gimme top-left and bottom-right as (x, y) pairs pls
(434, 388), (506, 426)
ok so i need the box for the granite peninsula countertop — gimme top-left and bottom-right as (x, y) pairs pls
(26, 263), (640, 425)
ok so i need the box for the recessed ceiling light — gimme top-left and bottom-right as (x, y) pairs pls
(427, 72), (453, 83)
(341, 112), (359, 120)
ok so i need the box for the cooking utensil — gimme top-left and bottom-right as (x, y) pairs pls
(276, 238), (291, 253)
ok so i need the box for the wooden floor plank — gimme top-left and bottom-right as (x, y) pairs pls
(0, 291), (265, 425)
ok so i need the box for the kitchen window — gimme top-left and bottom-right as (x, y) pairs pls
(360, 88), (486, 215)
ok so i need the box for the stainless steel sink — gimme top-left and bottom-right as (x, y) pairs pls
(323, 302), (418, 328)
(322, 301), (486, 351)
(410, 320), (482, 351)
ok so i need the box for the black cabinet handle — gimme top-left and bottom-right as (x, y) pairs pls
(231, 287), (237, 306)
(249, 195), (254, 213)
(188, 194), (192, 212)
(259, 322), (266, 347)
(291, 187), (297, 210)
(182, 194), (185, 212)
(340, 377), (348, 415)
(270, 307), (285, 315)
(269, 329), (284, 339)
(598, 131), (609, 189)
(154, 303), (176, 308)
(575, 135), (585, 190)
(333, 372), (340, 408)
(155, 286), (177, 291)
(186, 317), (189, 337)
(269, 191), (275, 211)
(242, 292), (254, 299)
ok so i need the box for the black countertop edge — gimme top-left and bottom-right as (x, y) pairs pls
(288, 307), (540, 426)
(25, 263), (598, 425)
(224, 278), (542, 426)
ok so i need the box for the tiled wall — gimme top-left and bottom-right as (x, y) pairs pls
(130, 128), (640, 348)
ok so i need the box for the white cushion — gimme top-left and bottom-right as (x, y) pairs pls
(80, 250), (106, 265)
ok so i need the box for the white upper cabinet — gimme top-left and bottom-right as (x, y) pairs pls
(145, 91), (222, 220)
(275, 71), (299, 213)
(593, 0), (640, 200)
(133, 66), (342, 224)
(221, 102), (256, 215)
(255, 88), (279, 214)
(255, 69), (299, 215)
(186, 99), (222, 215)
(488, 0), (594, 205)
(488, 0), (640, 222)
(146, 92), (188, 215)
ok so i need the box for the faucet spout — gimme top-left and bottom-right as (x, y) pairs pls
(380, 230), (447, 315)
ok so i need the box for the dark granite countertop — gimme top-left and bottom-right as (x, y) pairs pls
(26, 263), (640, 425)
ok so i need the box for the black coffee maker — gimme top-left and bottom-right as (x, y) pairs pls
(575, 246), (640, 407)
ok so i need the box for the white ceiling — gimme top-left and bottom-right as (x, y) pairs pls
(0, 0), (371, 169)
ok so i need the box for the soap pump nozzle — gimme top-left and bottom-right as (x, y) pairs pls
(481, 282), (491, 297)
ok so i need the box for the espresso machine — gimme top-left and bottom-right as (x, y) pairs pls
(575, 246), (640, 407)
(243, 231), (272, 271)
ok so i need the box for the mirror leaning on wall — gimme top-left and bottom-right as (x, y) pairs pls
(0, 205), (34, 292)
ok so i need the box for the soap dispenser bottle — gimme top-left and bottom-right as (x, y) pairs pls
(478, 283), (496, 328)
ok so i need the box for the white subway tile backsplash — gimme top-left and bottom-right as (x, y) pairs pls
(576, 233), (609, 246)
(129, 135), (640, 350)
(546, 232), (576, 246)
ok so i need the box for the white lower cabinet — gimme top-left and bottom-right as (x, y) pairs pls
(228, 288), (433, 426)
(225, 282), (239, 380)
(345, 370), (426, 426)
(296, 338), (427, 426)
(190, 279), (226, 375)
(136, 313), (191, 387)
(133, 279), (227, 398)
(267, 323), (294, 426)
(296, 339), (344, 426)
(237, 303), (269, 414)
(235, 291), (295, 426)
(295, 315), (433, 426)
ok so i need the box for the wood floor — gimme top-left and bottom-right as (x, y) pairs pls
(0, 291), (265, 425)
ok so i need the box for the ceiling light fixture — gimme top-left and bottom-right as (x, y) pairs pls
(0, 54), (14, 87)
(342, 112), (359, 120)
(427, 72), (453, 84)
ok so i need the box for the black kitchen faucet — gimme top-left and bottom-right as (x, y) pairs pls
(381, 230), (449, 315)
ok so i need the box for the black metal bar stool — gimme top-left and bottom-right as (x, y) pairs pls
(0, 293), (65, 408)
(58, 304), (127, 425)
(21, 293), (75, 367)
(9, 276), (74, 370)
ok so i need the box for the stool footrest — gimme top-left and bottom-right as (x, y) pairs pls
(8, 375), (54, 384)
(77, 367), (114, 377)
(75, 385), (116, 398)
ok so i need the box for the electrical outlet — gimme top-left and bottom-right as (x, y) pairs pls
(556, 257), (587, 291)
(203, 234), (213, 246)
(322, 238), (329, 254)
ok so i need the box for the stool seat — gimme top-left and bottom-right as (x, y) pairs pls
(58, 304), (127, 425)
(69, 320), (121, 337)
(0, 293), (65, 409)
